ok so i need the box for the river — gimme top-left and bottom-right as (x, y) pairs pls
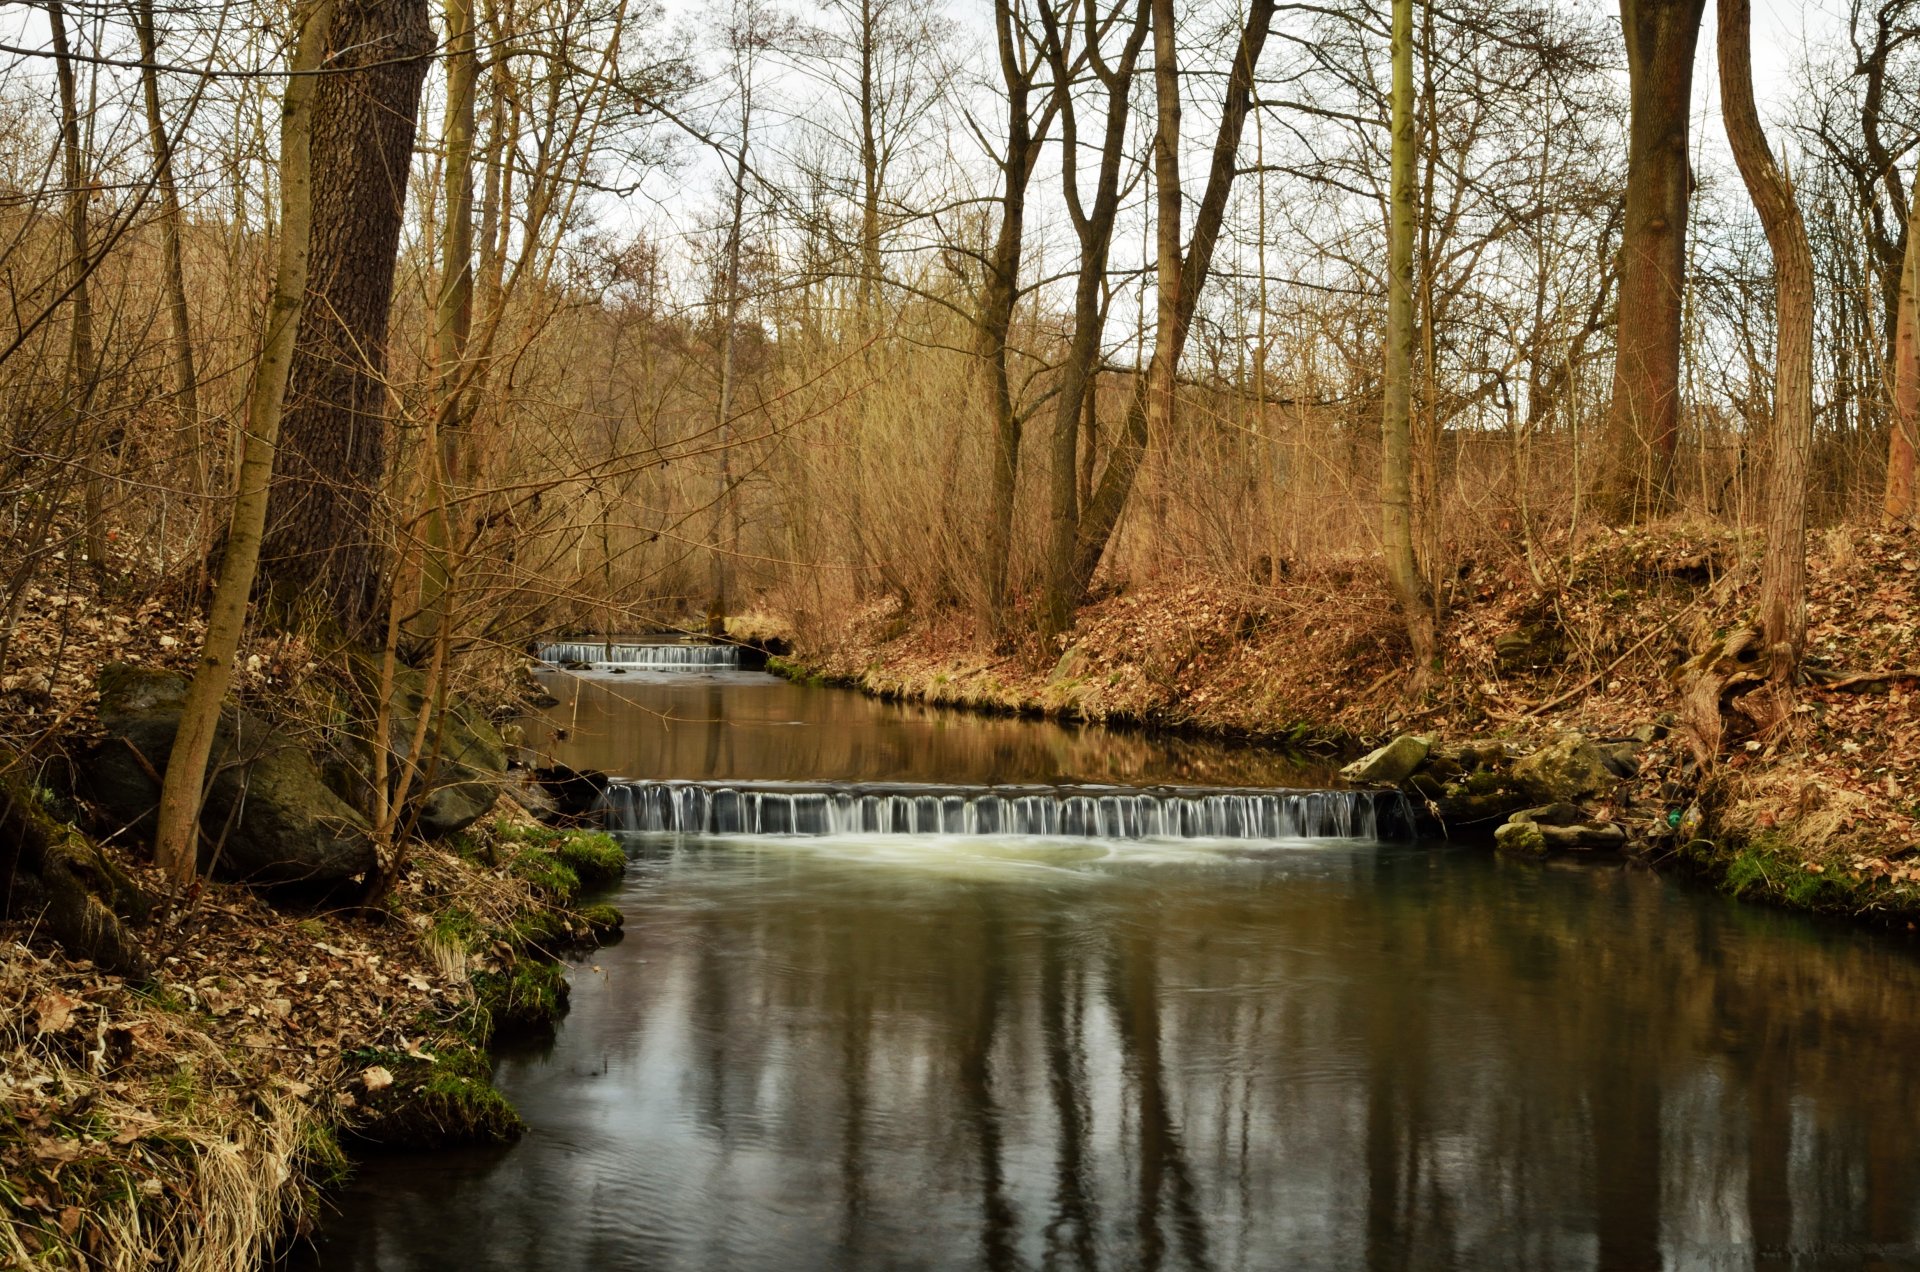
(288, 654), (1920, 1270)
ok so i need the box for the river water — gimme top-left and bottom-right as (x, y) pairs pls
(290, 661), (1920, 1271)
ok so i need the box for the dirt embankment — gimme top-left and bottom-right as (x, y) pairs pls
(770, 521), (1920, 921)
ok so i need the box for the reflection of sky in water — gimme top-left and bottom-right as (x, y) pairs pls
(289, 671), (1920, 1272)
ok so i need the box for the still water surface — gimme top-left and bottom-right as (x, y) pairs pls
(294, 667), (1920, 1271)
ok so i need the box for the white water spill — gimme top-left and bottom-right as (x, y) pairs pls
(599, 778), (1412, 841)
(622, 828), (1369, 884)
(538, 640), (740, 668)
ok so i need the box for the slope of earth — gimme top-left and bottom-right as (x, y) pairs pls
(770, 521), (1920, 918)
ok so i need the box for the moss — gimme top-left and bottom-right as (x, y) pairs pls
(579, 903), (625, 939)
(508, 847), (581, 902)
(472, 960), (569, 1038)
(553, 831), (626, 890)
(428, 905), (482, 951)
(346, 1041), (524, 1150)
(1711, 832), (1918, 919)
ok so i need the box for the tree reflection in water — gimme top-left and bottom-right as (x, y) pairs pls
(292, 840), (1920, 1271)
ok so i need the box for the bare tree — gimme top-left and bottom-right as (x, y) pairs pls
(1599, 0), (1706, 521)
(1383, 0), (1435, 677)
(1720, 0), (1812, 682)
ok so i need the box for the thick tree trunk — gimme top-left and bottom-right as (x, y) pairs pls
(259, 0), (434, 635)
(1598, 0), (1705, 523)
(1719, 0), (1812, 683)
(1382, 0), (1436, 680)
(154, 0), (335, 883)
(1888, 162), (1920, 524)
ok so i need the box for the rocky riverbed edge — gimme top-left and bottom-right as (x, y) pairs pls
(778, 634), (1920, 925)
(754, 524), (1920, 931)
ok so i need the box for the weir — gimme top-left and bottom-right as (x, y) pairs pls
(599, 779), (1412, 841)
(539, 641), (741, 668)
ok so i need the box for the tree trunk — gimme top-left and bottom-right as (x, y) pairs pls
(259, 0), (434, 635)
(1719, 0), (1812, 682)
(1035, 0), (1150, 639)
(1888, 161), (1920, 524)
(976, 0), (1046, 640)
(708, 99), (752, 636)
(416, 0), (479, 641)
(133, 0), (204, 515)
(1382, 0), (1436, 679)
(1063, 0), (1274, 604)
(1598, 0), (1705, 522)
(154, 0), (335, 883)
(49, 4), (107, 588)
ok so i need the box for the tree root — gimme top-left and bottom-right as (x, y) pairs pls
(1, 762), (152, 980)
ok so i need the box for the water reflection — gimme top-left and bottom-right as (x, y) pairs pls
(525, 669), (1332, 789)
(298, 840), (1920, 1271)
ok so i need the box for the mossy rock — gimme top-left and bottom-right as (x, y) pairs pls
(1341, 734), (1431, 785)
(348, 1043), (524, 1150)
(554, 831), (626, 890)
(87, 663), (376, 886)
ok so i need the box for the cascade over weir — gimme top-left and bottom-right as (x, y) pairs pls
(600, 779), (1411, 841)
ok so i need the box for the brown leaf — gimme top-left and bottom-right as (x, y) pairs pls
(33, 992), (80, 1036)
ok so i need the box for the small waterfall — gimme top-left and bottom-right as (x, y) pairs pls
(599, 780), (1412, 841)
(539, 641), (741, 668)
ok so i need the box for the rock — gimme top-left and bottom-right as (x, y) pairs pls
(1501, 805), (1629, 853)
(528, 765), (609, 821)
(1341, 734), (1432, 785)
(1510, 802), (1587, 827)
(1494, 820), (1547, 856)
(1510, 733), (1621, 803)
(1537, 821), (1627, 851)
(1494, 624), (1565, 673)
(1592, 741), (1641, 778)
(88, 664), (377, 886)
(1454, 740), (1509, 771)
(332, 661), (509, 840)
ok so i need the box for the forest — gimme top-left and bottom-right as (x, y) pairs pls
(3, 0), (1920, 1265)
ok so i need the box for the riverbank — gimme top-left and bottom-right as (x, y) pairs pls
(1, 805), (622, 1269)
(0, 576), (631, 1269)
(762, 520), (1920, 923)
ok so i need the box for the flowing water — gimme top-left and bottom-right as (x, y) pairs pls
(290, 659), (1920, 1271)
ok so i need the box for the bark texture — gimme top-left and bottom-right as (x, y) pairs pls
(1599, 0), (1706, 522)
(1382, 0), (1436, 677)
(1889, 161), (1920, 524)
(1719, 0), (1812, 682)
(976, 0), (1050, 639)
(260, 0), (434, 634)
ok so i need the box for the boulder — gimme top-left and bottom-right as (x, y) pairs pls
(1500, 804), (1628, 853)
(1494, 819), (1547, 857)
(87, 664), (376, 886)
(1341, 734), (1432, 785)
(1510, 733), (1621, 803)
(336, 664), (508, 839)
